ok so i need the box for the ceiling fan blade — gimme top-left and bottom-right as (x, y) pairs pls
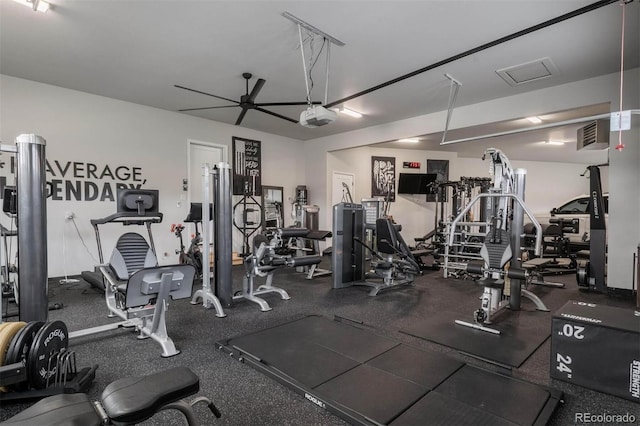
(247, 78), (266, 103)
(254, 106), (298, 123)
(174, 84), (239, 105)
(255, 101), (322, 106)
(179, 105), (238, 112)
(235, 108), (249, 125)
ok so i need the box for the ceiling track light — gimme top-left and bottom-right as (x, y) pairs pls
(12, 0), (50, 12)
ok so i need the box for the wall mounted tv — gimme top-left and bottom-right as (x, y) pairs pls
(397, 173), (437, 194)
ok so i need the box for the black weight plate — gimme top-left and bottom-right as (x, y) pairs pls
(28, 321), (69, 390)
(6, 321), (45, 391)
(4, 324), (28, 365)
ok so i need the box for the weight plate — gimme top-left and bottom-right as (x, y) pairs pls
(28, 321), (68, 390)
(0, 322), (26, 366)
(576, 262), (590, 287)
(6, 321), (45, 391)
(5, 324), (28, 365)
(0, 322), (11, 335)
(6, 321), (45, 365)
(0, 321), (26, 393)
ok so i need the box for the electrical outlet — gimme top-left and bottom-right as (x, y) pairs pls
(65, 211), (75, 220)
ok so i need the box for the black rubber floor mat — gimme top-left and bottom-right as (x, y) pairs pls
(400, 310), (550, 367)
(391, 391), (516, 426)
(229, 327), (359, 388)
(434, 365), (552, 425)
(314, 364), (428, 426)
(218, 315), (562, 426)
(367, 344), (464, 389)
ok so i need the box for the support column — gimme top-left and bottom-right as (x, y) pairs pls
(16, 134), (48, 322)
(214, 163), (233, 307)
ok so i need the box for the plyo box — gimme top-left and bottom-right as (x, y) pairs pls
(551, 300), (640, 402)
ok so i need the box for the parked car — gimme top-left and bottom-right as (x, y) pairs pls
(534, 193), (609, 249)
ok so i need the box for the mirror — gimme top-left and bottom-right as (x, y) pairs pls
(262, 185), (284, 229)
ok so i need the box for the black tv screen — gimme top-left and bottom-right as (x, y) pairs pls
(397, 173), (437, 194)
(117, 188), (159, 215)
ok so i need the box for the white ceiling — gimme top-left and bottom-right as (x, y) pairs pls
(1, 0), (638, 162)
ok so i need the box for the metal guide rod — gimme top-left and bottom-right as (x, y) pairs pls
(448, 192), (542, 256)
(16, 134), (48, 322)
(509, 168), (527, 310)
(201, 163), (213, 304)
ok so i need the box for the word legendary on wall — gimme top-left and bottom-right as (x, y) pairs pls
(0, 158), (148, 202)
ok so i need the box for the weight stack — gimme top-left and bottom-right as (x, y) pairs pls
(551, 300), (640, 402)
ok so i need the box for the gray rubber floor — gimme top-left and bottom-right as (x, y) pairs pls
(1, 258), (638, 425)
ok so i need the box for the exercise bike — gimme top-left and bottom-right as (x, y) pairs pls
(171, 224), (204, 280)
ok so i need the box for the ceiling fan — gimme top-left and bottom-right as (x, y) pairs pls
(175, 73), (319, 125)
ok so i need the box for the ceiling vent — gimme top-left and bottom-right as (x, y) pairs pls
(496, 57), (558, 87)
(577, 119), (610, 150)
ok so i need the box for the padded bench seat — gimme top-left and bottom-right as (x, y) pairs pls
(102, 367), (200, 424)
(304, 230), (332, 240)
(1, 393), (101, 426)
(2, 367), (200, 426)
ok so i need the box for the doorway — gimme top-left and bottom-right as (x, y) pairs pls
(332, 171), (355, 207)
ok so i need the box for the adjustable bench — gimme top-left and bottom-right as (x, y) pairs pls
(1, 367), (220, 426)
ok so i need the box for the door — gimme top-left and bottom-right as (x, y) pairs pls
(187, 140), (227, 242)
(188, 140), (228, 206)
(332, 171), (355, 207)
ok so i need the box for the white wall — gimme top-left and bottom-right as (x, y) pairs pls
(0, 75), (305, 277)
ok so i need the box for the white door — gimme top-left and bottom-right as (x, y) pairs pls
(332, 171), (355, 207)
(187, 140), (227, 243)
(187, 140), (228, 205)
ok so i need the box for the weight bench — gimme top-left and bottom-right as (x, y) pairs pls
(2, 367), (221, 425)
